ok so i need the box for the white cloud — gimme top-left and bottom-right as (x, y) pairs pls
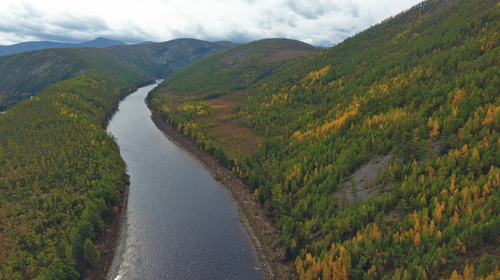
(0, 0), (422, 46)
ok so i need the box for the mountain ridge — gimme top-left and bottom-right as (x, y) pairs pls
(0, 37), (127, 56)
(0, 38), (233, 110)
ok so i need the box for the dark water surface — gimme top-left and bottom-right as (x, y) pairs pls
(106, 82), (264, 280)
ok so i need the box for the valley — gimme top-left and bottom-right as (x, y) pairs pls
(1, 0), (500, 279)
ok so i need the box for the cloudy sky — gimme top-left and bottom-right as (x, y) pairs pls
(0, 0), (422, 47)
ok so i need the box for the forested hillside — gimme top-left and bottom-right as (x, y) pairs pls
(0, 48), (138, 110)
(107, 38), (234, 79)
(0, 39), (231, 111)
(149, 39), (319, 159)
(153, 39), (320, 97)
(150, 0), (500, 278)
(0, 65), (151, 278)
(0, 38), (230, 278)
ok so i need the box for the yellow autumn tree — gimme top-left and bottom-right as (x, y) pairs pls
(414, 232), (421, 247)
(428, 118), (440, 137)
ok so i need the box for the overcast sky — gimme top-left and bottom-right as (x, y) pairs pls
(0, 0), (422, 47)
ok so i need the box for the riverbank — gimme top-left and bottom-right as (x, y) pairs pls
(85, 82), (155, 280)
(84, 176), (129, 280)
(147, 99), (290, 280)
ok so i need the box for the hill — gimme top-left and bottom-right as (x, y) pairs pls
(0, 39), (232, 110)
(107, 38), (231, 78)
(0, 54), (153, 279)
(153, 38), (320, 97)
(149, 39), (320, 158)
(0, 48), (125, 109)
(0, 37), (126, 56)
(149, 0), (500, 279)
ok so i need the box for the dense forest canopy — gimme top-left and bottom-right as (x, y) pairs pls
(0, 68), (151, 279)
(150, 0), (500, 278)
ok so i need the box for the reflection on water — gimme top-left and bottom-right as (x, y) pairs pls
(106, 81), (264, 280)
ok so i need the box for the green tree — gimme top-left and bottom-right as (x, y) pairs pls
(477, 254), (498, 277)
(83, 239), (100, 266)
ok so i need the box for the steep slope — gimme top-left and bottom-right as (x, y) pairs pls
(149, 0), (500, 278)
(0, 39), (232, 110)
(0, 37), (125, 56)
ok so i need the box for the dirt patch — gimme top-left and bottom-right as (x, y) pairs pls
(431, 137), (442, 157)
(148, 100), (290, 280)
(385, 210), (399, 223)
(210, 122), (263, 157)
(337, 154), (392, 206)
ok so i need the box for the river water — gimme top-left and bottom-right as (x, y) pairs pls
(106, 81), (264, 280)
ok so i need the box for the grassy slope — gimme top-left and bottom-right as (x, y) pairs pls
(151, 0), (500, 279)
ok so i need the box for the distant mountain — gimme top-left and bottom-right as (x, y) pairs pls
(107, 38), (232, 78)
(137, 41), (156, 45)
(76, 37), (126, 48)
(0, 37), (126, 56)
(0, 41), (74, 56)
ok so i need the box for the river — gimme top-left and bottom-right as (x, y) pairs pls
(106, 81), (264, 280)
